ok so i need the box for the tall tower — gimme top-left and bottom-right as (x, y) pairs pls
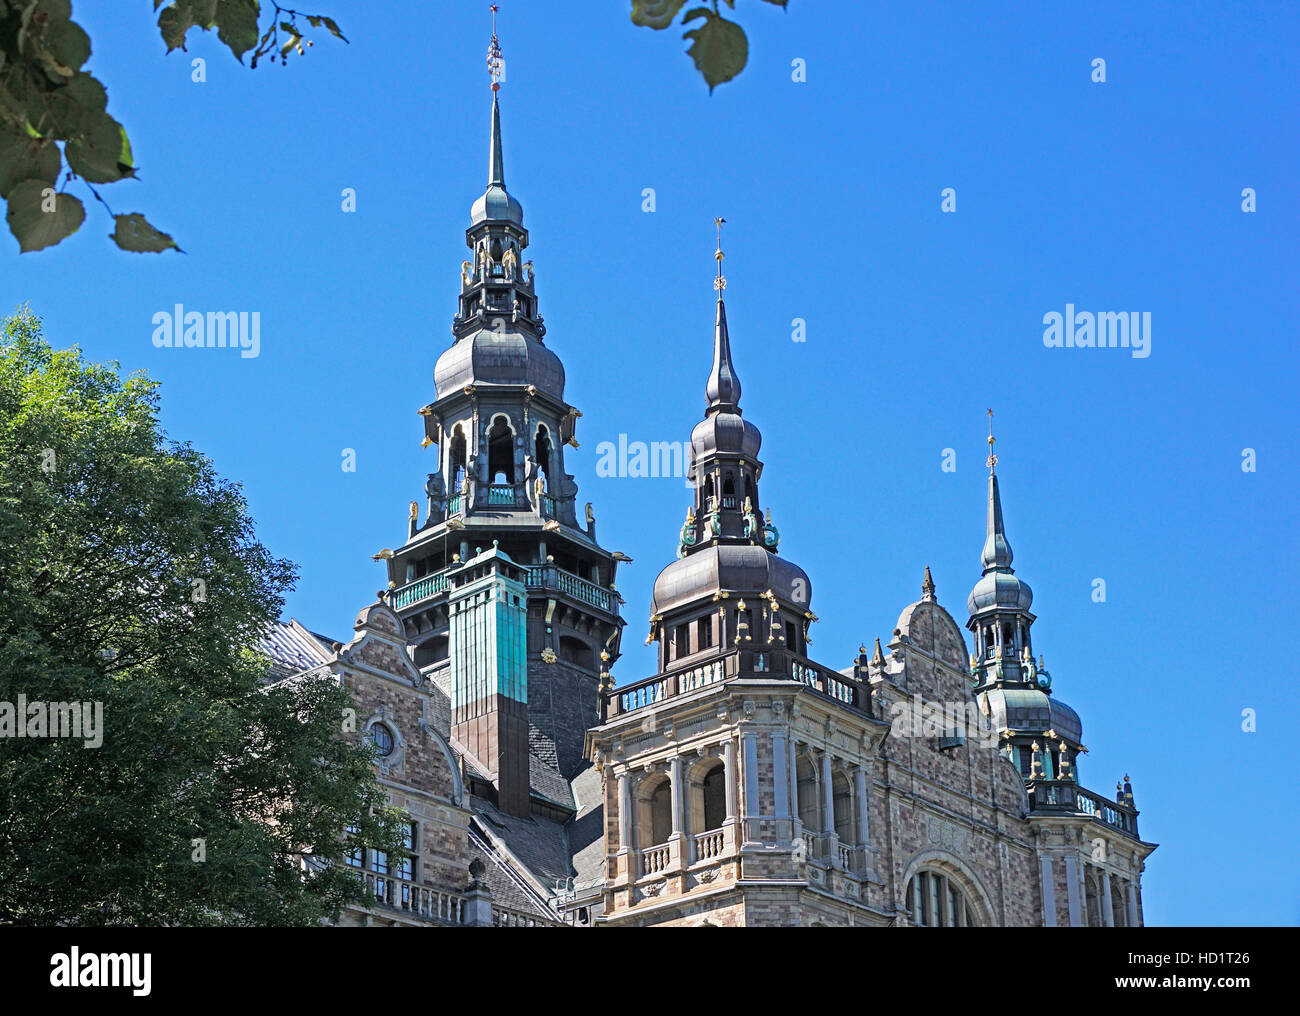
(587, 230), (890, 926)
(967, 415), (1156, 926)
(384, 15), (623, 819)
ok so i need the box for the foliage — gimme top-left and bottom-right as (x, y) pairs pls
(0, 306), (402, 925)
(0, 1), (345, 254)
(631, 0), (787, 92)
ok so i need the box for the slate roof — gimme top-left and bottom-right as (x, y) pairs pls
(260, 619), (336, 682)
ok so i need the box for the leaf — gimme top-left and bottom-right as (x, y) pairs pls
(0, 131), (60, 199)
(64, 112), (134, 184)
(62, 72), (108, 113)
(110, 213), (182, 254)
(631, 0), (688, 29)
(5, 178), (85, 252)
(319, 16), (347, 41)
(158, 1), (199, 52)
(42, 18), (92, 75)
(682, 9), (748, 92)
(216, 0), (261, 62)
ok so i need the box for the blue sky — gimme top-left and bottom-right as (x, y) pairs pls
(5, 1), (1296, 926)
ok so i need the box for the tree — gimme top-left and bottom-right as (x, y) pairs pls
(631, 0), (790, 92)
(0, 1), (346, 254)
(0, 305), (401, 926)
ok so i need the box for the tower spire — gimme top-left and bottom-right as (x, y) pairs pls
(706, 218), (741, 414)
(982, 411), (1013, 574)
(487, 6), (506, 186)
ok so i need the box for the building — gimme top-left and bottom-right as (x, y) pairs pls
(261, 29), (1156, 927)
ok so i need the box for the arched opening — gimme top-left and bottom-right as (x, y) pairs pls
(795, 755), (819, 833)
(701, 764), (726, 832)
(722, 474), (736, 509)
(1111, 881), (1128, 927)
(487, 417), (515, 484)
(1085, 873), (1101, 927)
(1003, 622), (1016, 654)
(687, 758), (727, 856)
(983, 626), (995, 658)
(534, 425), (553, 493)
(744, 474), (756, 509)
(637, 775), (674, 855)
(449, 428), (467, 494)
(702, 475), (715, 510)
(906, 869), (977, 927)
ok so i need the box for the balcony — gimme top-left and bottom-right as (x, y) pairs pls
(391, 571), (450, 609)
(640, 843), (671, 877)
(1027, 780), (1141, 838)
(487, 483), (515, 506)
(391, 561), (618, 616)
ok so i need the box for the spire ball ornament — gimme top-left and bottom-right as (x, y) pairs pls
(713, 217), (727, 291)
(986, 407), (998, 472)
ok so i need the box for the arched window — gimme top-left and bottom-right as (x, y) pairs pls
(702, 475), (715, 509)
(1111, 881), (1128, 927)
(534, 425), (553, 492)
(368, 723), (395, 758)
(487, 418), (515, 484)
(637, 775), (674, 854)
(687, 759), (727, 849)
(722, 475), (737, 509)
(906, 869), (976, 927)
(449, 428), (467, 492)
(795, 755), (819, 832)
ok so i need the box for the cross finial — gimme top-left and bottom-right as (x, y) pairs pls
(986, 407), (997, 473)
(713, 217), (727, 292)
(487, 5), (503, 92)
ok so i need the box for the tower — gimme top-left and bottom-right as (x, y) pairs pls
(587, 230), (890, 926)
(967, 414), (1157, 926)
(384, 16), (623, 820)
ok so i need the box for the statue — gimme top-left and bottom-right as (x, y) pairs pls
(535, 476), (546, 499)
(678, 506), (698, 557)
(742, 496), (760, 540)
(461, 259), (473, 288)
(585, 501), (595, 525)
(502, 246), (517, 280)
(408, 500), (419, 522)
(762, 506), (780, 550)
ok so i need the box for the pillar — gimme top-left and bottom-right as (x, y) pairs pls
(668, 754), (682, 840)
(1039, 855), (1057, 926)
(853, 765), (869, 847)
(772, 730), (790, 819)
(820, 751), (834, 835)
(1101, 870), (1115, 927)
(617, 771), (631, 853)
(1127, 881), (1140, 927)
(722, 739), (736, 823)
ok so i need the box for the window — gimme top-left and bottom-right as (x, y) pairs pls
(696, 615), (713, 651)
(369, 724), (394, 757)
(785, 620), (798, 652)
(907, 870), (975, 927)
(673, 624), (690, 660)
(487, 418), (514, 484)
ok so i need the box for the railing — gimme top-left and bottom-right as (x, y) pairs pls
(837, 842), (854, 871)
(604, 648), (872, 719)
(620, 678), (668, 713)
(524, 564), (616, 614)
(1027, 780), (1140, 838)
(492, 907), (552, 928)
(798, 831), (817, 862)
(488, 483), (515, 506)
(693, 828), (725, 863)
(391, 571), (450, 609)
(446, 493), (462, 516)
(677, 658), (725, 693)
(541, 494), (556, 517)
(791, 658), (857, 706)
(362, 872), (465, 924)
(640, 843), (671, 877)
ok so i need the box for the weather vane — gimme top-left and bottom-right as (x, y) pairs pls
(714, 217), (727, 292)
(986, 408), (998, 472)
(487, 5), (503, 92)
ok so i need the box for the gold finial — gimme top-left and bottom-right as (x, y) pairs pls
(487, 5), (503, 92)
(713, 217), (727, 292)
(986, 407), (997, 473)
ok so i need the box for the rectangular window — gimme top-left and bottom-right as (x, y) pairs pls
(696, 616), (713, 651)
(674, 624), (690, 659)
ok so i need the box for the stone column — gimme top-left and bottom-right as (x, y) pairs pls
(1064, 854), (1082, 927)
(617, 771), (631, 868)
(1127, 881), (1140, 927)
(722, 739), (736, 823)
(853, 765), (869, 847)
(1101, 869), (1115, 927)
(742, 731), (759, 844)
(669, 754), (683, 840)
(820, 751), (834, 835)
(1039, 855), (1057, 927)
(787, 737), (798, 825)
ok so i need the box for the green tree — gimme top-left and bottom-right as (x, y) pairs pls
(0, 1), (346, 254)
(0, 305), (401, 926)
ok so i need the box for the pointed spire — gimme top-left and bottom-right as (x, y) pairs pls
(981, 413), (1013, 574)
(489, 93), (505, 187)
(921, 565), (936, 600)
(706, 218), (741, 414)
